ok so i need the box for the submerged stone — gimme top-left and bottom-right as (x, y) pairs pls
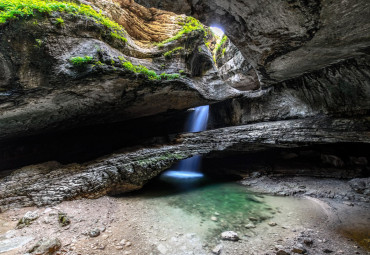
(220, 231), (239, 241)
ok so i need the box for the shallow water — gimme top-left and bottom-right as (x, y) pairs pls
(132, 176), (277, 243)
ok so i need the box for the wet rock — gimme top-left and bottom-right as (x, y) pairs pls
(28, 238), (61, 255)
(17, 211), (39, 229)
(221, 231), (239, 241)
(88, 229), (101, 238)
(244, 223), (256, 229)
(58, 212), (70, 227)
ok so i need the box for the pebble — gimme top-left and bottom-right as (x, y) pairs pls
(115, 246), (124, 250)
(268, 222), (277, 227)
(211, 244), (223, 254)
(303, 238), (313, 246)
(88, 229), (101, 238)
(29, 238), (61, 254)
(275, 245), (284, 250)
(245, 223), (256, 229)
(211, 216), (218, 221)
(125, 241), (132, 247)
(291, 246), (306, 254)
(221, 231), (239, 241)
(157, 244), (167, 254)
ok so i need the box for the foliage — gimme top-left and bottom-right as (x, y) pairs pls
(118, 57), (180, 80)
(215, 35), (228, 54)
(55, 17), (64, 26)
(0, 0), (127, 43)
(34, 38), (42, 48)
(163, 47), (183, 58)
(110, 31), (127, 43)
(156, 16), (204, 48)
(69, 56), (93, 67)
(221, 48), (226, 57)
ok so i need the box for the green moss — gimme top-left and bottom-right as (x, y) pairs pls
(215, 35), (228, 54)
(163, 47), (184, 59)
(34, 38), (42, 48)
(221, 47), (226, 57)
(58, 212), (71, 227)
(118, 57), (180, 81)
(110, 31), (127, 44)
(0, 0), (127, 42)
(69, 55), (93, 67)
(156, 16), (204, 48)
(55, 17), (64, 26)
(92, 60), (104, 67)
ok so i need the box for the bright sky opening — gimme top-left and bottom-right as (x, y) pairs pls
(210, 26), (224, 37)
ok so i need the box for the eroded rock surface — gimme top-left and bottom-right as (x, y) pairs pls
(0, 0), (240, 141)
(1, 116), (369, 211)
(139, 0), (370, 86)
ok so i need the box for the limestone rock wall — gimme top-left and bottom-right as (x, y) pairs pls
(139, 0), (370, 86)
(1, 116), (369, 211)
(0, 1), (240, 141)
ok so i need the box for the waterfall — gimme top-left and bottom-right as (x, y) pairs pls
(185, 105), (209, 133)
(161, 105), (209, 180)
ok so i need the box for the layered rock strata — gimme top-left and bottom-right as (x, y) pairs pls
(1, 116), (369, 211)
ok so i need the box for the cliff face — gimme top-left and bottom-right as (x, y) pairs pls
(0, 0), (369, 210)
(137, 0), (370, 86)
(0, 0), (239, 141)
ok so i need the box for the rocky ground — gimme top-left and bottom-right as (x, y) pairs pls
(0, 176), (369, 255)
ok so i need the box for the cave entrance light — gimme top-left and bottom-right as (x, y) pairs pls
(210, 26), (224, 38)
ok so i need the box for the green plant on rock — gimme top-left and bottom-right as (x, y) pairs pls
(156, 16), (205, 48)
(215, 35), (228, 55)
(221, 47), (226, 57)
(69, 56), (93, 67)
(55, 17), (64, 26)
(110, 32), (127, 43)
(34, 38), (42, 48)
(118, 57), (181, 81)
(0, 0), (127, 44)
(163, 47), (184, 59)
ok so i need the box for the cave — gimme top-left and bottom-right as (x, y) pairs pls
(0, 0), (369, 254)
